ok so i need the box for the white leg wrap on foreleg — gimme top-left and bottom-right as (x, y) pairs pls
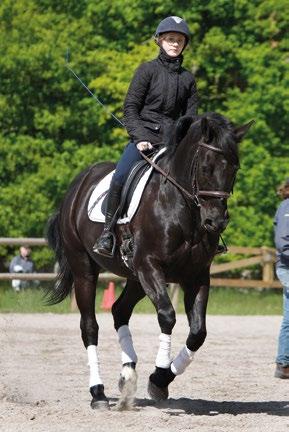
(118, 325), (138, 364)
(171, 346), (194, 375)
(87, 345), (103, 387)
(155, 333), (172, 368)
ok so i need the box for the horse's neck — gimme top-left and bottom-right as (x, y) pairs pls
(159, 139), (219, 251)
(165, 136), (198, 181)
(155, 141), (200, 240)
(155, 140), (220, 257)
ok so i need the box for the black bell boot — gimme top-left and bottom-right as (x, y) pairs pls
(93, 181), (123, 257)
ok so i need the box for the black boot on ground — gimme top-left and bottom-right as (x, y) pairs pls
(93, 181), (122, 257)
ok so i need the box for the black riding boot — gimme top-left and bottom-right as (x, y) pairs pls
(93, 181), (123, 257)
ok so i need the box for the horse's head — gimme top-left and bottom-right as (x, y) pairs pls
(171, 113), (254, 234)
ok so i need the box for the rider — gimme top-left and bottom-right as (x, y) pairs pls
(93, 16), (198, 257)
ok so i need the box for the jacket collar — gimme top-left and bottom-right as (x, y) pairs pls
(157, 48), (183, 72)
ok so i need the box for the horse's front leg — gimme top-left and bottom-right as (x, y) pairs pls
(168, 274), (210, 381)
(183, 274), (210, 354)
(136, 260), (177, 401)
(147, 272), (210, 401)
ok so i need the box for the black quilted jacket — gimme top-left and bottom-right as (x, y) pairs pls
(123, 49), (198, 146)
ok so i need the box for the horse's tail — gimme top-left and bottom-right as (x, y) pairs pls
(45, 210), (74, 305)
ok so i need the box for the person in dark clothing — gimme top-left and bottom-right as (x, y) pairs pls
(9, 245), (35, 291)
(93, 16), (198, 257)
(274, 179), (289, 378)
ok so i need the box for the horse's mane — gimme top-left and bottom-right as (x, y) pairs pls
(164, 112), (239, 166)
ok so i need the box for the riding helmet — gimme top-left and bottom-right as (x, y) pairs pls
(155, 16), (190, 42)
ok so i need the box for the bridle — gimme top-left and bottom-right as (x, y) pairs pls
(140, 141), (238, 208)
(190, 142), (238, 207)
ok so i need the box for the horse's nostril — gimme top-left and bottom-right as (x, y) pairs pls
(205, 219), (213, 226)
(204, 219), (217, 233)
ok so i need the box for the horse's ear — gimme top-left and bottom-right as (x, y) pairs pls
(175, 116), (194, 143)
(234, 120), (255, 142)
(201, 117), (214, 143)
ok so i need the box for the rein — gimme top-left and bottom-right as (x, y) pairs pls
(140, 150), (200, 206)
(140, 141), (232, 206)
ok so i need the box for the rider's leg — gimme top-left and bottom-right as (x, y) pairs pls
(93, 179), (123, 257)
(93, 142), (143, 257)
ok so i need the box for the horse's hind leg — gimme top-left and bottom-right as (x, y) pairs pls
(72, 257), (109, 410)
(111, 279), (146, 410)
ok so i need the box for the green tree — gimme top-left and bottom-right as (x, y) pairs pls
(0, 0), (288, 269)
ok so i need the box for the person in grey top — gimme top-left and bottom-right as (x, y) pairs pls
(274, 178), (289, 378)
(9, 245), (35, 291)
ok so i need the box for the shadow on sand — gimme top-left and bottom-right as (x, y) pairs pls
(123, 397), (289, 416)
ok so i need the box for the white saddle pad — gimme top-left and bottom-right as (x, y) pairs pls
(88, 147), (166, 225)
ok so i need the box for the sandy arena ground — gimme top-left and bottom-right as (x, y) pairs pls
(1, 313), (289, 432)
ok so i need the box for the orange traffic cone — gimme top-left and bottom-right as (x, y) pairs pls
(101, 281), (116, 310)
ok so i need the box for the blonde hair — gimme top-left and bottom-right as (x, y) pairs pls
(154, 33), (188, 48)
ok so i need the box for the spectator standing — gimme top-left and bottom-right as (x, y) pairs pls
(274, 178), (289, 378)
(9, 245), (35, 291)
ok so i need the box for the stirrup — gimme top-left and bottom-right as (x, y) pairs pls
(93, 231), (117, 258)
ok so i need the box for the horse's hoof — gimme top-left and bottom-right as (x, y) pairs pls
(118, 362), (136, 392)
(147, 379), (168, 401)
(147, 366), (175, 401)
(90, 398), (110, 410)
(90, 384), (110, 410)
(116, 363), (137, 411)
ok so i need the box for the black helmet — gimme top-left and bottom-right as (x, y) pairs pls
(155, 16), (190, 42)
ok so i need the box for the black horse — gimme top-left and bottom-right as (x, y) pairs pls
(46, 113), (253, 409)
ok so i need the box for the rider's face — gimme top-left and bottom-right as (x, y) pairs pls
(159, 32), (186, 57)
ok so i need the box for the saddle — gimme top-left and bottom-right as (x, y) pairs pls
(88, 147), (166, 225)
(101, 159), (150, 219)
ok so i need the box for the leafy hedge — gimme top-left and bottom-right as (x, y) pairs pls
(0, 0), (288, 269)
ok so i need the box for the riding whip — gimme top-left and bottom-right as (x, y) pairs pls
(65, 49), (124, 127)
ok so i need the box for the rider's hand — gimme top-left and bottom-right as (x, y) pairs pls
(136, 141), (153, 151)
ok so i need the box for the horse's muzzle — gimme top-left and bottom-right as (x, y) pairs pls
(203, 217), (229, 233)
